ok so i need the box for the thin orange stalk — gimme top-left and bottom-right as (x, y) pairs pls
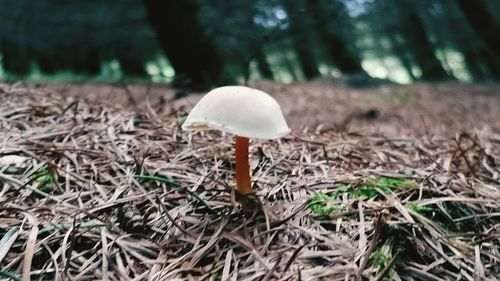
(235, 136), (251, 194)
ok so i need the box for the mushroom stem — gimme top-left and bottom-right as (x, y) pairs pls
(235, 136), (252, 194)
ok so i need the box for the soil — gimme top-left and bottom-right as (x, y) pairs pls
(37, 80), (500, 137)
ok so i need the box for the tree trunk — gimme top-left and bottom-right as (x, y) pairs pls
(316, 30), (364, 74)
(118, 53), (147, 76)
(283, 46), (299, 81)
(282, 0), (320, 80)
(254, 46), (274, 80)
(37, 54), (59, 74)
(480, 49), (500, 80)
(456, 45), (500, 82)
(80, 50), (101, 74)
(389, 34), (417, 80)
(1, 43), (31, 75)
(394, 2), (449, 80)
(293, 41), (320, 80)
(142, 0), (228, 89)
(306, 0), (365, 75)
(461, 48), (488, 81)
(445, 1), (498, 82)
(456, 0), (500, 58)
(120, 60), (146, 76)
(246, 2), (274, 81)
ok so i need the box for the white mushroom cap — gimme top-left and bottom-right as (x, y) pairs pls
(182, 86), (290, 139)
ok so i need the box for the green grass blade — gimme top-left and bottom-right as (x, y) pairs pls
(0, 271), (22, 281)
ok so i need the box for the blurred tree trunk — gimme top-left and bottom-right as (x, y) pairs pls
(119, 54), (147, 76)
(142, 0), (227, 89)
(389, 34), (417, 80)
(241, 45), (273, 84)
(282, 0), (320, 80)
(293, 41), (320, 80)
(283, 47), (299, 81)
(370, 0), (416, 80)
(1, 43), (31, 74)
(247, 2), (274, 80)
(319, 32), (363, 74)
(37, 54), (60, 73)
(457, 46), (500, 81)
(77, 50), (101, 74)
(120, 61), (146, 76)
(306, 0), (365, 75)
(461, 49), (489, 81)
(395, 2), (449, 80)
(456, 0), (500, 58)
(480, 49), (500, 80)
(254, 46), (274, 79)
(37, 50), (100, 74)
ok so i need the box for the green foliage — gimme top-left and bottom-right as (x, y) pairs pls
(407, 200), (477, 233)
(371, 176), (415, 189)
(406, 202), (433, 214)
(29, 167), (55, 192)
(370, 247), (391, 268)
(357, 184), (387, 198)
(353, 177), (415, 199)
(309, 177), (416, 216)
(145, 55), (175, 83)
(368, 238), (399, 281)
(309, 192), (344, 216)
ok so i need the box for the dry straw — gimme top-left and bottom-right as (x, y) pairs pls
(0, 82), (499, 280)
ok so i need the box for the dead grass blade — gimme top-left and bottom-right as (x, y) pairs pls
(22, 214), (38, 281)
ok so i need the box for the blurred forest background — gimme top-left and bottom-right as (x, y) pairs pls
(1, 0), (500, 89)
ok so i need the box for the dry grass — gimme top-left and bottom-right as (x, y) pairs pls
(0, 82), (499, 280)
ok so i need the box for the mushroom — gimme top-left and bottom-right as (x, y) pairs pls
(182, 86), (290, 195)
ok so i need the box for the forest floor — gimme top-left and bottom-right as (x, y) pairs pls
(0, 81), (499, 280)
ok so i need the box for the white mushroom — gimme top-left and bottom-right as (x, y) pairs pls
(182, 86), (290, 194)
